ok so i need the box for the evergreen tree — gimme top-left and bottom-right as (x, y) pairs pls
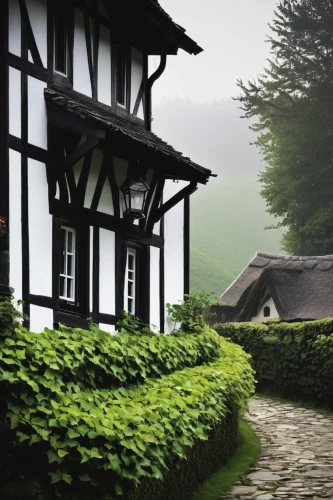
(236, 0), (333, 255)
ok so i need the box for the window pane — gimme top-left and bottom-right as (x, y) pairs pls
(67, 231), (73, 253)
(128, 298), (133, 313)
(67, 278), (74, 300)
(61, 229), (66, 273)
(67, 254), (73, 277)
(60, 276), (66, 298)
(55, 7), (67, 75)
(116, 45), (126, 105)
(128, 281), (133, 298)
(128, 254), (134, 270)
(128, 271), (134, 281)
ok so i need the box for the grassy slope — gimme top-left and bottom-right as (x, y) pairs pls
(190, 176), (284, 296)
(193, 418), (260, 500)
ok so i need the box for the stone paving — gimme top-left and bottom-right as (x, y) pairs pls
(221, 397), (333, 500)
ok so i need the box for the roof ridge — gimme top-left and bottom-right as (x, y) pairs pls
(255, 252), (333, 261)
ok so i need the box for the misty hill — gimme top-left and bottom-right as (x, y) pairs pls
(153, 97), (284, 296)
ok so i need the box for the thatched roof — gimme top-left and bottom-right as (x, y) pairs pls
(220, 252), (333, 321)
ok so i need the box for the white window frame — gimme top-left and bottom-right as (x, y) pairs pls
(125, 248), (136, 314)
(54, 5), (68, 77)
(60, 226), (76, 302)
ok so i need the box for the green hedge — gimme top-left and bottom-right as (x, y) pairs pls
(214, 318), (333, 404)
(1, 323), (255, 499)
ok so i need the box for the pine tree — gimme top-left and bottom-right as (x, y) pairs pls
(236, 0), (333, 255)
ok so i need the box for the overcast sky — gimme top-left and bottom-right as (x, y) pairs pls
(152, 0), (278, 104)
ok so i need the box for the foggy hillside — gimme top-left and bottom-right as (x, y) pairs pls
(153, 97), (284, 295)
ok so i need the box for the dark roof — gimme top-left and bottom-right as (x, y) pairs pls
(102, 0), (203, 55)
(220, 252), (333, 321)
(45, 89), (212, 184)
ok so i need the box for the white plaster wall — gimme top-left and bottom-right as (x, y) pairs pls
(98, 25), (111, 106)
(150, 246), (160, 331)
(251, 296), (279, 323)
(84, 149), (102, 209)
(99, 229), (116, 315)
(99, 323), (115, 334)
(30, 305), (53, 333)
(9, 67), (21, 138)
(73, 9), (92, 97)
(26, 0), (47, 67)
(9, 149), (22, 302)
(9, 0), (21, 57)
(98, 178), (114, 215)
(28, 159), (53, 296)
(28, 76), (47, 149)
(113, 157), (128, 217)
(130, 48), (143, 114)
(163, 180), (186, 333)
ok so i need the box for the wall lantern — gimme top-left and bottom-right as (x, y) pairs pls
(120, 176), (149, 220)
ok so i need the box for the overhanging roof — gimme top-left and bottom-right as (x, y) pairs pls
(45, 89), (212, 184)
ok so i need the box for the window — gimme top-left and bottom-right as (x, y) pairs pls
(116, 45), (127, 106)
(54, 5), (68, 76)
(125, 248), (136, 314)
(60, 227), (76, 302)
(264, 306), (271, 318)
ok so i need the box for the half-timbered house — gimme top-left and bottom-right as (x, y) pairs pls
(0, 0), (212, 333)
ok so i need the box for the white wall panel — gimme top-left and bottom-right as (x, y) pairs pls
(251, 296), (279, 323)
(131, 48), (143, 113)
(163, 180), (186, 333)
(30, 305), (53, 333)
(28, 76), (47, 149)
(150, 247), (160, 331)
(9, 68), (21, 138)
(26, 0), (47, 67)
(9, 149), (22, 302)
(98, 179), (114, 215)
(138, 101), (144, 120)
(84, 149), (102, 209)
(99, 324), (116, 334)
(28, 159), (52, 296)
(9, 0), (21, 57)
(99, 229), (116, 315)
(98, 26), (111, 106)
(73, 9), (92, 98)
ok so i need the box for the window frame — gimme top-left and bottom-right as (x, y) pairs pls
(124, 247), (137, 314)
(59, 226), (76, 302)
(53, 218), (89, 317)
(263, 306), (271, 318)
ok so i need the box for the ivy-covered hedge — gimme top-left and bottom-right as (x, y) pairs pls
(0, 323), (255, 500)
(214, 318), (333, 404)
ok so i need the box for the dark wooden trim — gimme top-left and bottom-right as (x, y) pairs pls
(52, 216), (61, 311)
(107, 154), (120, 218)
(143, 246), (150, 324)
(92, 226), (100, 314)
(47, 105), (106, 138)
(159, 213), (165, 333)
(76, 150), (92, 206)
(115, 233), (124, 315)
(110, 41), (116, 108)
(146, 178), (165, 235)
(154, 181), (197, 223)
(29, 294), (54, 309)
(184, 194), (190, 296)
(54, 310), (89, 329)
(65, 136), (99, 168)
(47, 0), (54, 80)
(126, 46), (131, 113)
(51, 199), (164, 248)
(90, 159), (107, 212)
(0, 0), (9, 227)
(91, 312), (117, 326)
(83, 12), (94, 97)
(9, 135), (48, 163)
(18, 0), (44, 68)
(9, 52), (48, 82)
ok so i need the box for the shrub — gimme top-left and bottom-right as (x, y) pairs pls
(0, 322), (255, 499)
(166, 290), (218, 333)
(214, 318), (333, 404)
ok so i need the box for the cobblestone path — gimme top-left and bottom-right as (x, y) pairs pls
(222, 397), (333, 500)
